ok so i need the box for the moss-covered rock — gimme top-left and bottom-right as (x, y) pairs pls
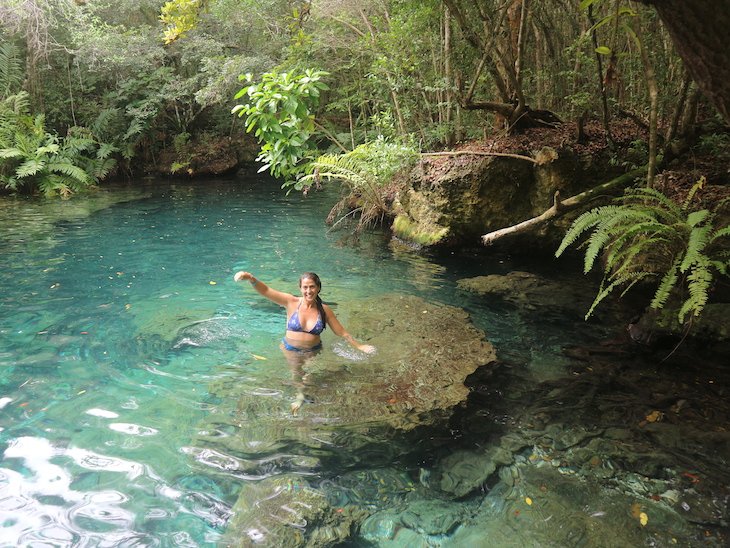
(223, 475), (369, 547)
(392, 146), (595, 247)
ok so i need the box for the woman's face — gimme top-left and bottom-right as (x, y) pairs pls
(299, 277), (320, 302)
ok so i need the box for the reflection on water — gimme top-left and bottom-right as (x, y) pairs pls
(0, 179), (727, 547)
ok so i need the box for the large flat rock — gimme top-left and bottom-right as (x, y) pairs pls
(201, 294), (496, 546)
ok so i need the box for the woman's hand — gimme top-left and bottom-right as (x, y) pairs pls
(234, 271), (254, 282)
(358, 344), (376, 355)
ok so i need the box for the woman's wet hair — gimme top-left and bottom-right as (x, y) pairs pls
(299, 272), (321, 290)
(300, 272), (326, 329)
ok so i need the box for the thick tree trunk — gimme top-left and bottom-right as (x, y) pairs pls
(640, 0), (730, 125)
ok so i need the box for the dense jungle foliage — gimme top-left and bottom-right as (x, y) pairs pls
(1, 0), (729, 325)
(1, 0), (726, 187)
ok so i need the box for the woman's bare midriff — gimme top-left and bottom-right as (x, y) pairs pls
(284, 332), (321, 350)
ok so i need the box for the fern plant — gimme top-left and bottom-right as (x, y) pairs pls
(556, 180), (730, 325)
(297, 138), (418, 232)
(0, 42), (24, 100)
(0, 93), (117, 196)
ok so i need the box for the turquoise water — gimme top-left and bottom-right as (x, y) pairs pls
(4, 177), (714, 546)
(0, 179), (479, 545)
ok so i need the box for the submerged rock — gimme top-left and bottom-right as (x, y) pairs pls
(432, 446), (514, 498)
(202, 293), (495, 545)
(202, 294), (495, 451)
(444, 463), (693, 548)
(222, 475), (368, 547)
(456, 270), (596, 314)
(361, 499), (469, 544)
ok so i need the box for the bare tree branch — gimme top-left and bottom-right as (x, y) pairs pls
(481, 165), (647, 245)
(421, 151), (537, 163)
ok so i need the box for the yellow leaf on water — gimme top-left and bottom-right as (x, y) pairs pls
(525, 497), (533, 506)
(125, 304), (131, 310)
(251, 354), (267, 360)
(639, 512), (648, 526)
(209, 281), (217, 285)
(645, 410), (663, 423)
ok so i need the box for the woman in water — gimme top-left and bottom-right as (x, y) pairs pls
(233, 270), (375, 412)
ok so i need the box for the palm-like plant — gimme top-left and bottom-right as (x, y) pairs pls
(556, 179), (730, 325)
(297, 138), (418, 232)
(1, 93), (117, 196)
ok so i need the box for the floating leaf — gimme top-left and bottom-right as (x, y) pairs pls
(639, 512), (648, 526)
(645, 410), (663, 422)
(251, 353), (267, 360)
(209, 281), (217, 285)
(525, 497), (533, 506)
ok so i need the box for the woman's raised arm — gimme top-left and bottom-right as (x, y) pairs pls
(234, 271), (293, 307)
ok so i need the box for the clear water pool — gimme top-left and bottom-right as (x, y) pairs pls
(3, 177), (720, 547)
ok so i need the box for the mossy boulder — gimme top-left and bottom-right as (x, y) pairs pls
(392, 147), (590, 247)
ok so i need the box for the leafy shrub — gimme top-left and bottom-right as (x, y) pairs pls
(231, 69), (329, 181)
(298, 137), (418, 232)
(0, 92), (116, 196)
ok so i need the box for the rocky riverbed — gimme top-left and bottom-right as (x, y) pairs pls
(198, 274), (728, 547)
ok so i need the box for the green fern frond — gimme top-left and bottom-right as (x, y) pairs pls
(608, 236), (667, 280)
(556, 206), (618, 257)
(63, 137), (96, 155)
(92, 158), (117, 179)
(710, 225), (730, 243)
(651, 256), (682, 309)
(582, 209), (657, 272)
(16, 158), (44, 177)
(585, 271), (651, 320)
(2, 92), (27, 116)
(96, 143), (118, 160)
(682, 176), (706, 209)
(124, 121), (144, 140)
(0, 43), (24, 98)
(679, 224), (712, 273)
(711, 258), (728, 276)
(558, 181), (729, 326)
(46, 161), (92, 184)
(605, 221), (673, 263)
(36, 143), (60, 156)
(0, 147), (23, 159)
(678, 259), (713, 322)
(623, 186), (682, 212)
(91, 108), (121, 137)
(685, 209), (710, 228)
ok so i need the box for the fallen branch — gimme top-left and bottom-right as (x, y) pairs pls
(481, 165), (647, 245)
(422, 151), (537, 163)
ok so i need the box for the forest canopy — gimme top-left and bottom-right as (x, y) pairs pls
(1, 0), (728, 189)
